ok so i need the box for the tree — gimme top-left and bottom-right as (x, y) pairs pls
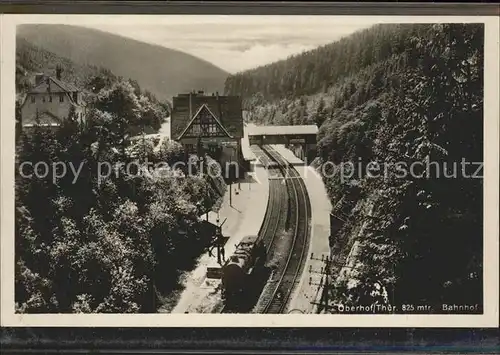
(226, 23), (484, 311)
(15, 44), (226, 314)
(95, 80), (142, 155)
(138, 95), (163, 131)
(314, 98), (328, 127)
(156, 138), (184, 166)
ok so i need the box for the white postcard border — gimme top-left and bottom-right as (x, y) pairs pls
(1, 14), (498, 327)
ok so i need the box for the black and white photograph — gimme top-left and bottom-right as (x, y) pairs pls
(1, 14), (498, 326)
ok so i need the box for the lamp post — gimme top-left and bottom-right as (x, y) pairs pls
(215, 225), (222, 265)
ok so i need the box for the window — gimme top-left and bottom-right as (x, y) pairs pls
(49, 95), (52, 103)
(42, 96), (46, 103)
(30, 95), (35, 103)
(189, 124), (201, 135)
(59, 93), (64, 102)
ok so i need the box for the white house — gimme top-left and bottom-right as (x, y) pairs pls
(19, 68), (86, 131)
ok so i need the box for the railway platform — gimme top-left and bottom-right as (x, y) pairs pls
(269, 144), (305, 165)
(241, 124), (257, 162)
(168, 165), (270, 313)
(268, 145), (332, 314)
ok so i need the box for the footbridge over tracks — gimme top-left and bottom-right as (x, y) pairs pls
(246, 125), (318, 162)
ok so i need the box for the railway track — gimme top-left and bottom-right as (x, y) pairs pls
(251, 145), (288, 253)
(219, 145), (310, 314)
(220, 145), (288, 313)
(260, 145), (311, 314)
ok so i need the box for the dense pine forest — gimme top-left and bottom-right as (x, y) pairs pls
(225, 23), (484, 311)
(15, 43), (225, 313)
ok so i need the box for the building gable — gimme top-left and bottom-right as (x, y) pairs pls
(178, 104), (233, 140)
(29, 77), (70, 94)
(171, 94), (244, 141)
(20, 75), (84, 109)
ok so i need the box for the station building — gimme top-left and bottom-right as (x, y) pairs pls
(170, 91), (247, 180)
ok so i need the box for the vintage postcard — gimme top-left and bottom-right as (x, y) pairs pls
(1, 14), (498, 327)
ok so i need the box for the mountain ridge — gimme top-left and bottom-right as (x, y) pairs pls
(17, 24), (229, 102)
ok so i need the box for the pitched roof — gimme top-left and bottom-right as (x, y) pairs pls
(177, 103), (233, 140)
(51, 77), (80, 92)
(171, 93), (244, 140)
(20, 75), (84, 107)
(29, 76), (79, 94)
(246, 125), (318, 136)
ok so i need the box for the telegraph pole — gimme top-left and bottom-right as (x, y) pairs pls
(308, 253), (332, 313)
(309, 253), (366, 313)
(216, 225), (222, 265)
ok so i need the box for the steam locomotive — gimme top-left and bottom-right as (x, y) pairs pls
(220, 235), (266, 308)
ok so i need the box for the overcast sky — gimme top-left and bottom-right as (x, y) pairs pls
(85, 16), (375, 73)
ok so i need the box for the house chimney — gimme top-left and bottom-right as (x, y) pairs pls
(56, 66), (62, 80)
(35, 73), (45, 86)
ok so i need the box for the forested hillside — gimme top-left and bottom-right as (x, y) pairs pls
(226, 24), (484, 311)
(16, 38), (168, 133)
(17, 24), (229, 102)
(15, 43), (226, 313)
(225, 24), (419, 101)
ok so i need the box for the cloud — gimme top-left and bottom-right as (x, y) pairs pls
(193, 43), (320, 73)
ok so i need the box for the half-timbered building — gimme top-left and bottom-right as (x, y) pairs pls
(171, 91), (245, 180)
